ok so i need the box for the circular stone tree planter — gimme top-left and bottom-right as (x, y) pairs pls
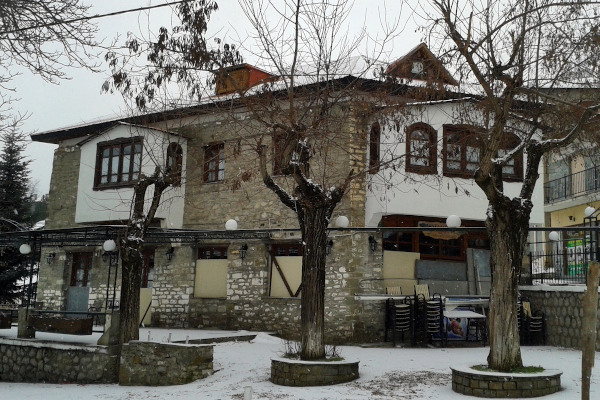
(451, 365), (562, 398)
(271, 357), (359, 387)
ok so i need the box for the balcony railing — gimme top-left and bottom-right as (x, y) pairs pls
(544, 166), (600, 204)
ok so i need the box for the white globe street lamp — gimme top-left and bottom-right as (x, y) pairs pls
(584, 206), (596, 218)
(225, 219), (238, 230)
(19, 243), (31, 255)
(446, 215), (462, 228)
(103, 239), (117, 252)
(335, 215), (349, 228)
(548, 231), (560, 242)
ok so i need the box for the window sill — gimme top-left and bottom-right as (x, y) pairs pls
(93, 182), (138, 191)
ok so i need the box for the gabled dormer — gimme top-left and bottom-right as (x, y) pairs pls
(386, 43), (458, 86)
(214, 64), (277, 95)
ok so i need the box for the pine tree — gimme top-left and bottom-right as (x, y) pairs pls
(0, 126), (32, 303)
(0, 127), (32, 223)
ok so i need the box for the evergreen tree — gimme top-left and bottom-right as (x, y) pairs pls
(0, 127), (32, 223)
(0, 126), (32, 303)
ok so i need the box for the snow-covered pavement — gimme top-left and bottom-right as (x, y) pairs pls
(0, 328), (597, 399)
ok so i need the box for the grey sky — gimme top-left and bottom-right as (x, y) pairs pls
(13, 1), (418, 196)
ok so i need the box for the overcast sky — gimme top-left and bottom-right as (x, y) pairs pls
(12, 0), (421, 197)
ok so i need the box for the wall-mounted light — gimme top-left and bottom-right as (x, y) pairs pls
(326, 240), (333, 256)
(46, 252), (56, 264)
(368, 236), (378, 252)
(166, 247), (175, 261)
(239, 244), (248, 260)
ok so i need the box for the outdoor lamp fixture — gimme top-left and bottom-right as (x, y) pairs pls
(46, 252), (56, 264)
(239, 244), (248, 260)
(225, 219), (238, 230)
(165, 247), (175, 261)
(446, 214), (462, 228)
(548, 231), (560, 242)
(335, 215), (349, 229)
(326, 240), (334, 256)
(368, 236), (378, 252)
(584, 206), (597, 218)
(19, 243), (31, 255)
(583, 206), (600, 262)
(102, 239), (117, 263)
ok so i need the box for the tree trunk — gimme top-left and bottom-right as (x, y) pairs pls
(119, 243), (143, 344)
(486, 199), (530, 371)
(299, 206), (329, 360)
(581, 261), (599, 400)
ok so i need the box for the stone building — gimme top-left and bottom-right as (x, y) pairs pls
(28, 45), (544, 343)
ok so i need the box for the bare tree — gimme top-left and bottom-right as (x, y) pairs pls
(0, 0), (98, 135)
(410, 0), (600, 371)
(231, 0), (398, 360)
(105, 0), (399, 358)
(118, 167), (172, 344)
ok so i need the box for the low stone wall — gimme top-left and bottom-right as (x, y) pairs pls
(520, 285), (600, 350)
(0, 338), (119, 383)
(119, 341), (213, 386)
(451, 366), (562, 398)
(271, 358), (359, 387)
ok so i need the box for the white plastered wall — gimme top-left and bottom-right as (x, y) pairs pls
(75, 123), (187, 228)
(365, 102), (545, 226)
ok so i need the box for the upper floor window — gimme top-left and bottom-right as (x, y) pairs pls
(94, 137), (142, 189)
(203, 143), (224, 183)
(369, 122), (381, 173)
(497, 134), (523, 182)
(406, 123), (437, 174)
(166, 142), (183, 186)
(443, 125), (482, 178)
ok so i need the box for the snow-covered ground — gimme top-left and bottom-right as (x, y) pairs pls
(0, 328), (598, 399)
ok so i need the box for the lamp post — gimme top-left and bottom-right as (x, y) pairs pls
(102, 239), (118, 312)
(19, 243), (32, 309)
(583, 206), (599, 273)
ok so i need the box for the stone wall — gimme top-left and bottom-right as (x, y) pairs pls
(0, 338), (119, 383)
(45, 144), (81, 229)
(271, 358), (360, 387)
(119, 341), (213, 386)
(451, 366), (562, 398)
(521, 285), (600, 350)
(179, 233), (385, 344)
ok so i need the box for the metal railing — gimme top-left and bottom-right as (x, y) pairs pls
(544, 166), (600, 203)
(527, 248), (589, 285)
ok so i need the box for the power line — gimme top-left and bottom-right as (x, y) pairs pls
(0, 1), (193, 36)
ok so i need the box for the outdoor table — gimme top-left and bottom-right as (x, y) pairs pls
(444, 297), (489, 313)
(443, 309), (487, 344)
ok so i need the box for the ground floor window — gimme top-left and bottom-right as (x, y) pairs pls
(381, 215), (488, 261)
(194, 245), (228, 298)
(269, 243), (303, 297)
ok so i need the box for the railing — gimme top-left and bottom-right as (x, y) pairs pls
(526, 248), (593, 285)
(544, 166), (600, 203)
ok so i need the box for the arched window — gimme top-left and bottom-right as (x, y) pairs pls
(406, 123), (437, 174)
(369, 122), (381, 173)
(166, 142), (183, 186)
(443, 125), (481, 178)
